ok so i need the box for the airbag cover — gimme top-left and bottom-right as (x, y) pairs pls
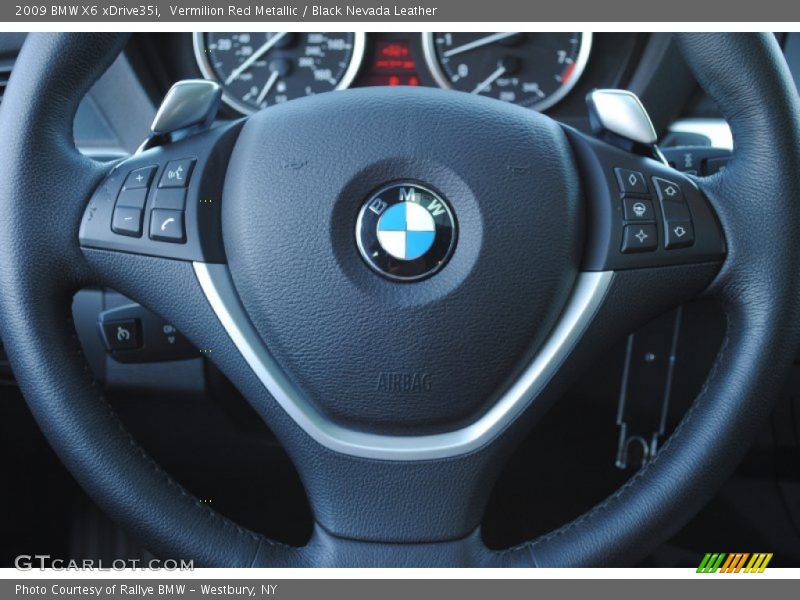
(222, 87), (581, 435)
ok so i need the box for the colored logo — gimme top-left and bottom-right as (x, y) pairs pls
(356, 182), (456, 281)
(697, 553), (773, 573)
(376, 202), (436, 260)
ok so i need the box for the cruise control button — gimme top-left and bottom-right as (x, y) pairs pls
(149, 209), (185, 243)
(158, 158), (195, 188)
(116, 187), (148, 210)
(653, 176), (691, 221)
(123, 165), (157, 189)
(153, 187), (186, 210)
(111, 206), (142, 237)
(615, 168), (648, 195)
(664, 220), (695, 249)
(622, 198), (655, 221)
(621, 224), (658, 253)
(101, 319), (140, 351)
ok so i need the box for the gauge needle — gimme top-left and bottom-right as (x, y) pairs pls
(225, 32), (287, 85)
(443, 32), (520, 58)
(256, 70), (280, 105)
(471, 65), (507, 95)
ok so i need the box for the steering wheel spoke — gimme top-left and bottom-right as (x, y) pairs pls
(75, 119), (251, 384)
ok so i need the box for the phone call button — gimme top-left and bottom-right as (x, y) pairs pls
(149, 209), (185, 243)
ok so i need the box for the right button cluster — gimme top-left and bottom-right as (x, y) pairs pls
(615, 168), (695, 254)
(652, 177), (695, 250)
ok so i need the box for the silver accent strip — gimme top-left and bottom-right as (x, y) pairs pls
(192, 32), (367, 117)
(668, 118), (734, 151)
(421, 32), (593, 113)
(194, 263), (613, 461)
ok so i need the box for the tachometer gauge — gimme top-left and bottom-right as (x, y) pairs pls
(193, 32), (366, 115)
(422, 33), (592, 111)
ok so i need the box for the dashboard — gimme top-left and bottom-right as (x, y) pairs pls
(137, 32), (649, 127)
(192, 32), (592, 114)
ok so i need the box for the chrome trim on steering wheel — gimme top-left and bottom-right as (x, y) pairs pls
(194, 263), (613, 461)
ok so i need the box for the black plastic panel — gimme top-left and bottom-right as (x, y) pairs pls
(565, 128), (726, 271)
(661, 146), (732, 176)
(98, 302), (196, 363)
(71, 288), (205, 393)
(79, 121), (242, 263)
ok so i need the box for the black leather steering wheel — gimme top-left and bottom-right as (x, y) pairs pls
(1, 33), (799, 567)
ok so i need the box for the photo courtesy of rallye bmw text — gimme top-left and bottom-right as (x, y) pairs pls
(0, 0), (799, 595)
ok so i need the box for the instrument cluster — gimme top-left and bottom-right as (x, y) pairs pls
(193, 32), (593, 115)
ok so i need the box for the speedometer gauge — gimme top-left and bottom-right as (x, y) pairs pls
(422, 33), (592, 111)
(193, 32), (366, 115)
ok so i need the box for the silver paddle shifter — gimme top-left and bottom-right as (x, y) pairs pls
(139, 79), (222, 152)
(587, 89), (667, 164)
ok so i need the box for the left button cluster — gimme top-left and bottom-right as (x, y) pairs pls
(80, 118), (233, 263)
(111, 159), (194, 243)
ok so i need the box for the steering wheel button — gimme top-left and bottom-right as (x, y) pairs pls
(149, 208), (185, 243)
(664, 220), (695, 249)
(123, 165), (157, 190)
(115, 187), (148, 210)
(621, 223), (658, 253)
(153, 187), (186, 210)
(615, 168), (649, 195)
(622, 198), (655, 221)
(158, 158), (195, 188)
(653, 177), (685, 200)
(111, 206), (142, 237)
(653, 177), (692, 221)
(100, 319), (141, 351)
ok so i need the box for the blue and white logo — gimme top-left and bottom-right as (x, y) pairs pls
(356, 182), (456, 282)
(376, 202), (436, 261)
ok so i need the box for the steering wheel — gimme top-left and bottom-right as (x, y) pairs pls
(1, 33), (799, 567)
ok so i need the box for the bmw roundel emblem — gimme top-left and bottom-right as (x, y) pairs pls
(356, 182), (457, 281)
